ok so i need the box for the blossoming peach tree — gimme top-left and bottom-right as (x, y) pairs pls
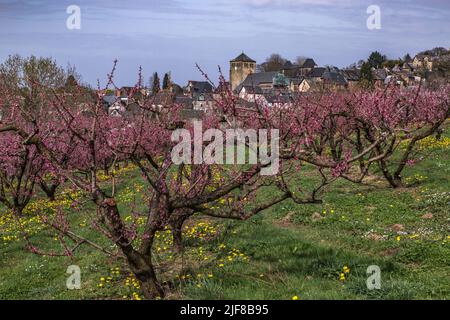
(304, 85), (450, 187)
(0, 64), (448, 299)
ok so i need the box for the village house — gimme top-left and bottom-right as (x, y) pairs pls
(234, 71), (290, 94)
(298, 78), (323, 92)
(322, 70), (348, 91)
(289, 78), (304, 93)
(237, 85), (265, 103)
(184, 80), (214, 97)
(280, 58), (317, 78)
(384, 74), (404, 87)
(413, 55), (434, 72)
(373, 69), (388, 87)
(102, 94), (128, 117)
(306, 67), (327, 81)
(182, 80), (215, 111)
(341, 69), (361, 90)
(296, 67), (348, 92)
(151, 92), (175, 111)
(402, 62), (416, 73)
(193, 93), (215, 111)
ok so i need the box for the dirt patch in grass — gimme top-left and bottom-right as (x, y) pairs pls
(273, 211), (297, 228)
(381, 248), (400, 257)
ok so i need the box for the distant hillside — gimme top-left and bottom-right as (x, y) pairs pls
(416, 47), (450, 58)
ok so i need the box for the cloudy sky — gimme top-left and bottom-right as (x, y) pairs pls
(1, 0), (449, 86)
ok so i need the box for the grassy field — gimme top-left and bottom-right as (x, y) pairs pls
(0, 126), (449, 300)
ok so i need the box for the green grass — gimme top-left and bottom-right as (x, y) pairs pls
(0, 127), (449, 300)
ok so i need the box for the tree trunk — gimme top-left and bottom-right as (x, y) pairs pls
(123, 249), (164, 299)
(391, 175), (404, 188)
(372, 142), (401, 188)
(171, 219), (184, 254)
(378, 159), (401, 188)
(99, 195), (164, 299)
(40, 182), (57, 201)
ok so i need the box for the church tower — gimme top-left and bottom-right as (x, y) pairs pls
(230, 52), (256, 91)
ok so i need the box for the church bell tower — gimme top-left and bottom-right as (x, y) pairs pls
(230, 52), (256, 91)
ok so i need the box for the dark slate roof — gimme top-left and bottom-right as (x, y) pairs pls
(242, 72), (278, 85)
(231, 52), (256, 63)
(341, 69), (361, 81)
(102, 95), (124, 112)
(373, 69), (388, 80)
(322, 71), (348, 85)
(102, 95), (119, 106)
(300, 58), (317, 69)
(282, 61), (295, 70)
(307, 67), (326, 78)
(171, 83), (183, 95)
(192, 81), (214, 94)
(234, 72), (278, 93)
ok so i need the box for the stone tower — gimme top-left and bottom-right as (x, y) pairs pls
(230, 52), (256, 91)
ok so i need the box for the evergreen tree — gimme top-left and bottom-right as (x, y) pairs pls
(162, 72), (171, 91)
(359, 62), (374, 89)
(368, 51), (387, 69)
(403, 53), (412, 62)
(151, 72), (160, 95)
